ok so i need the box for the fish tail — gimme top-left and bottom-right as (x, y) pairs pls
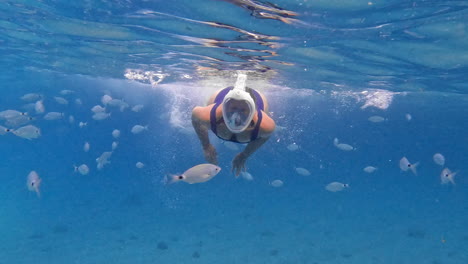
(450, 171), (458, 185)
(411, 162), (419, 175)
(168, 174), (183, 184)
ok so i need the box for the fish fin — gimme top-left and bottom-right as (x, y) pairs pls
(169, 174), (183, 184)
(410, 162), (419, 175)
(36, 179), (42, 198)
(450, 171), (458, 185)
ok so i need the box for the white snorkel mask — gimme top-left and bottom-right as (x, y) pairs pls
(222, 73), (255, 134)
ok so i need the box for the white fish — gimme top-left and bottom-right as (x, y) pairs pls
(287, 143), (299, 151)
(333, 138), (354, 151)
(0, 125), (11, 135)
(399, 157), (419, 175)
(26, 170), (42, 197)
(368, 115), (386, 123)
(21, 103), (36, 112)
(92, 112), (111, 121)
(21, 93), (42, 102)
(54, 96), (68, 105)
(131, 125), (147, 134)
(59, 89), (74, 95)
(270, 179), (284, 187)
(12, 125), (41, 140)
(68, 115), (75, 124)
(325, 182), (349, 192)
(240, 171), (254, 181)
(83, 142), (90, 152)
(0, 110), (27, 120)
(107, 99), (129, 112)
(35, 100), (45, 114)
(169, 164), (221, 184)
(43, 112), (64, 120)
(74, 164), (90, 175)
(96, 151), (112, 170)
(101, 95), (113, 105)
(363, 166), (377, 173)
(136, 162), (145, 169)
(111, 141), (118, 150)
(405, 113), (412, 121)
(91, 105), (106, 113)
(433, 153), (445, 166)
(440, 168), (456, 185)
(131, 104), (144, 112)
(75, 99), (83, 105)
(79, 121), (87, 128)
(112, 129), (120, 139)
(4, 115), (33, 127)
(295, 167), (311, 176)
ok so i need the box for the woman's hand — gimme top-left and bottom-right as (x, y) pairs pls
(232, 152), (248, 177)
(203, 144), (218, 165)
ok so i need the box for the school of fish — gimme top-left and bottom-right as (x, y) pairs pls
(4, 89), (462, 197)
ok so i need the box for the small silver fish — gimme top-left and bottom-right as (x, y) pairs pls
(60, 89), (74, 95)
(91, 105), (106, 113)
(270, 179), (283, 187)
(131, 125), (147, 134)
(363, 166), (377, 173)
(295, 167), (311, 176)
(0, 125), (11, 135)
(92, 112), (111, 121)
(96, 151), (112, 170)
(169, 164), (221, 184)
(4, 115), (33, 127)
(433, 153), (445, 166)
(21, 93), (42, 102)
(131, 104), (144, 112)
(12, 125), (41, 140)
(74, 164), (90, 175)
(368, 115), (386, 123)
(27, 170), (42, 197)
(325, 182), (349, 192)
(0, 110), (27, 120)
(101, 95), (113, 105)
(440, 168), (456, 185)
(399, 157), (419, 175)
(240, 171), (254, 181)
(35, 100), (45, 114)
(83, 142), (90, 152)
(405, 113), (412, 121)
(107, 99), (129, 112)
(333, 138), (354, 151)
(54, 96), (68, 105)
(44, 112), (64, 120)
(112, 129), (120, 139)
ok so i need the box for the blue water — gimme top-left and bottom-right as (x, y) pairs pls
(1, 1), (468, 263)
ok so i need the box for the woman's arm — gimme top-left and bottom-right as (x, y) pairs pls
(232, 111), (276, 175)
(192, 106), (218, 164)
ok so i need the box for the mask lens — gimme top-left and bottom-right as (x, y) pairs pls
(224, 99), (250, 131)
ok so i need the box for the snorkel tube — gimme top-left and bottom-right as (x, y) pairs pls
(222, 72), (256, 133)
